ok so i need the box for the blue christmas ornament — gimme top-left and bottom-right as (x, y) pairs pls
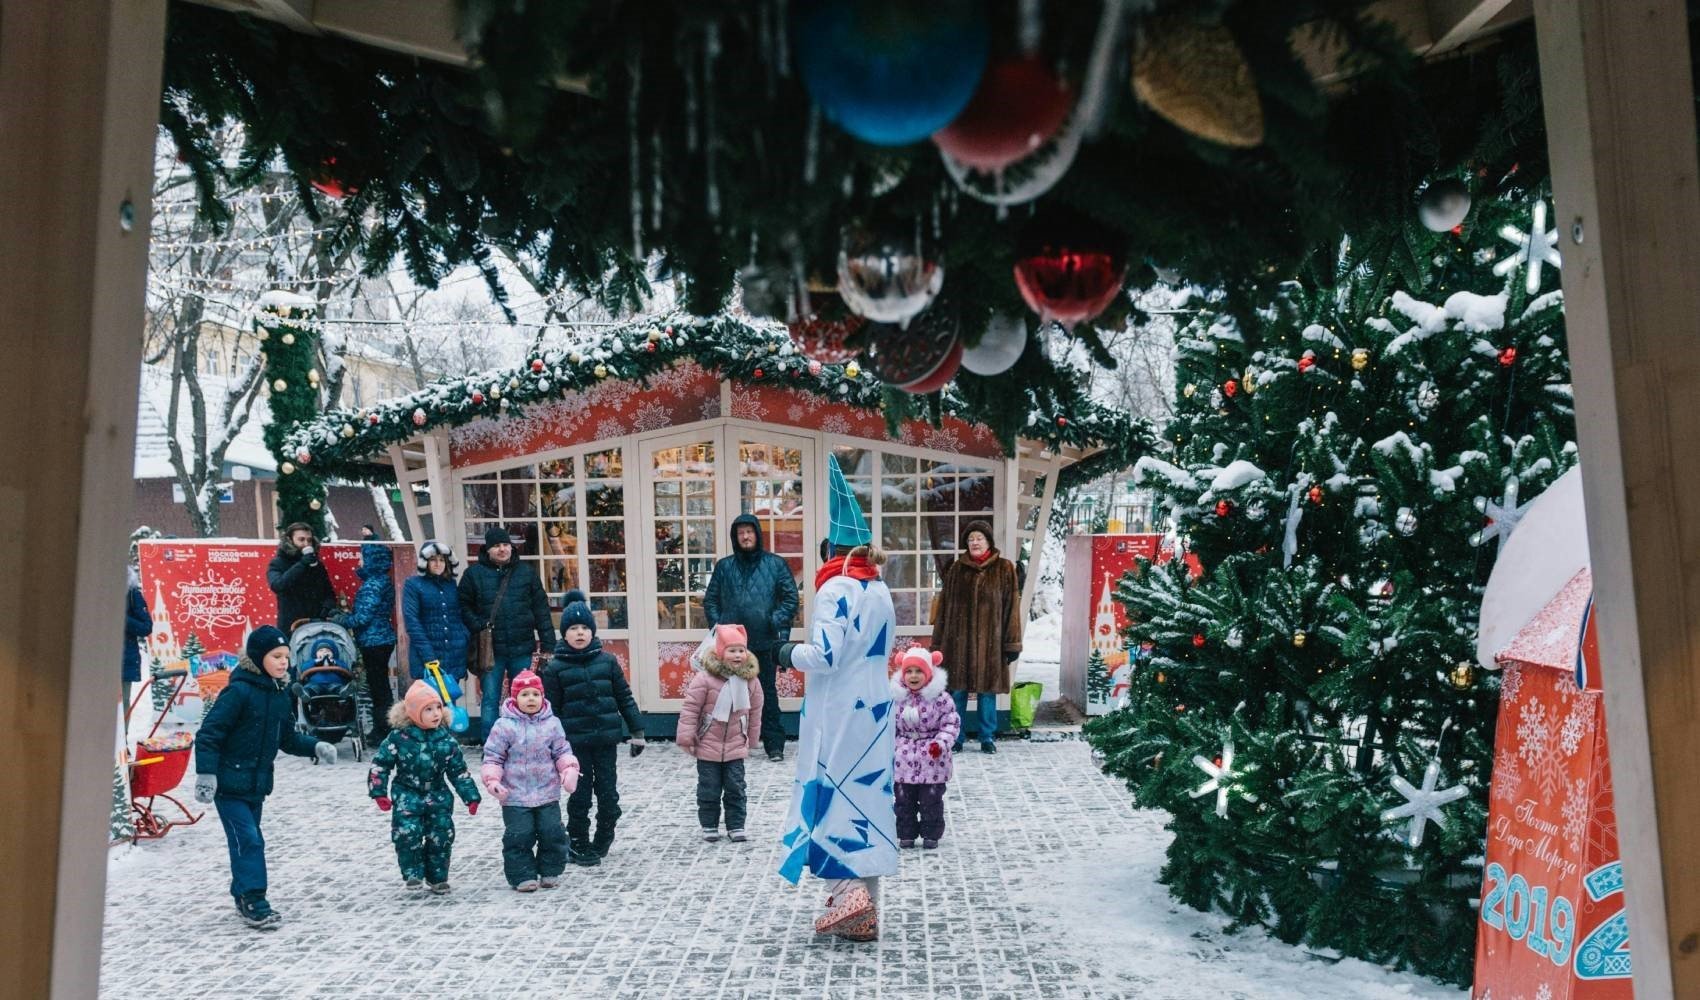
(791, 0), (991, 147)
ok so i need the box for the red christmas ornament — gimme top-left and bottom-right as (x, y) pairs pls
(367, 412), (380, 426)
(1054, 415), (1069, 428)
(1379, 581), (1394, 598)
(1191, 633), (1206, 648)
(664, 325), (674, 337)
(932, 56), (1072, 173)
(1223, 379), (1239, 398)
(903, 340), (964, 394)
(645, 341), (657, 353)
(531, 359), (545, 373)
(1215, 500), (1233, 518)
(411, 408), (427, 427)
(1297, 353), (1316, 372)
(470, 391), (485, 405)
(1498, 346), (1518, 367)
(862, 306), (963, 394)
(309, 156), (358, 199)
(1308, 485), (1324, 505)
(753, 368), (765, 379)
(1450, 224), (1464, 236)
(1012, 209), (1127, 330)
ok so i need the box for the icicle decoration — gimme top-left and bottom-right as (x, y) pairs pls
(803, 105), (821, 186)
(1018, 0), (1044, 54)
(627, 54), (644, 261)
(1076, 0), (1125, 139)
(704, 21), (722, 221)
(1282, 477), (1307, 569)
(650, 131), (664, 231)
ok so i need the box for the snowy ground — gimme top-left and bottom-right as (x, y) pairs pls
(103, 737), (1462, 999)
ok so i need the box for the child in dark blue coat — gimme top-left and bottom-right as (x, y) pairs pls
(194, 626), (338, 929)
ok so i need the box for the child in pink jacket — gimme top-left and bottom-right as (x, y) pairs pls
(677, 625), (765, 843)
(480, 669), (580, 891)
(890, 647), (959, 849)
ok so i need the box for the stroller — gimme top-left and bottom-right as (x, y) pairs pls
(288, 620), (365, 762)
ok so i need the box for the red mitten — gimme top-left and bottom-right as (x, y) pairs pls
(928, 742), (944, 759)
(375, 796), (392, 812)
(468, 801), (480, 816)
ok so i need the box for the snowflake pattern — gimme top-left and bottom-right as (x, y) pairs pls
(1535, 983), (1553, 1000)
(586, 378), (639, 412)
(645, 362), (703, 396)
(921, 426), (964, 454)
(786, 404), (807, 424)
(1561, 777), (1588, 854)
(630, 401), (674, 432)
(1516, 699), (1565, 804)
(699, 397), (723, 422)
(730, 395), (767, 421)
(593, 418), (627, 442)
(1490, 747), (1522, 805)
(1499, 663), (1523, 704)
(1559, 690), (1596, 756)
(818, 413), (852, 437)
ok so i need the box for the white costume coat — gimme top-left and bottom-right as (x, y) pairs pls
(778, 571), (899, 883)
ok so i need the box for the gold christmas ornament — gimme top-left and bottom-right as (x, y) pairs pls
(845, 361), (862, 379)
(594, 364), (609, 378)
(1449, 662), (1475, 690)
(1292, 630), (1307, 648)
(309, 499), (322, 511)
(281, 332), (296, 346)
(1242, 367), (1258, 394)
(646, 328), (662, 342)
(1351, 348), (1370, 371)
(272, 379), (288, 392)
(341, 424), (355, 439)
(1182, 383), (1197, 398)
(280, 461), (296, 475)
(307, 369), (320, 385)
(1132, 16), (1264, 148)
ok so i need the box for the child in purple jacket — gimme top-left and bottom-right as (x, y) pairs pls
(480, 669), (580, 891)
(889, 647), (960, 849)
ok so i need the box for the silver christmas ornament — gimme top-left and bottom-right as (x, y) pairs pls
(836, 225), (944, 328)
(1417, 178), (1472, 233)
(960, 313), (1027, 375)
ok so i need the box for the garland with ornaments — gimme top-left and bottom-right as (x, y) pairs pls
(258, 300), (1156, 530)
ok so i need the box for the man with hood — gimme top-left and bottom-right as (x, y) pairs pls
(703, 512), (800, 761)
(267, 522), (337, 632)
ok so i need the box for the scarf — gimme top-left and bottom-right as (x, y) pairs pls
(969, 549), (994, 564)
(814, 553), (880, 591)
(710, 674), (751, 725)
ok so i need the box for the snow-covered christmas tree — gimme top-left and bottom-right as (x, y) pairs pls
(1084, 193), (1575, 984)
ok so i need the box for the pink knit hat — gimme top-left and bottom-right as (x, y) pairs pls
(403, 680), (443, 729)
(510, 669), (543, 697)
(714, 624), (749, 659)
(897, 647), (944, 687)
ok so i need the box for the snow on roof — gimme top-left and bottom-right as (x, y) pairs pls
(133, 365), (276, 479)
(1475, 466), (1588, 670)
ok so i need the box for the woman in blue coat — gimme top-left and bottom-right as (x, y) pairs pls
(344, 543), (399, 740)
(122, 565), (153, 710)
(402, 542), (469, 685)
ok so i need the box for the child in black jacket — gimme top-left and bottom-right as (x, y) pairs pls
(541, 590), (644, 865)
(194, 626), (337, 929)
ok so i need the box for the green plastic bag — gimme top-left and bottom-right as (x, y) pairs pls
(1009, 681), (1043, 730)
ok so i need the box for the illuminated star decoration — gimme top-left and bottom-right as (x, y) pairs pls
(1381, 758), (1469, 848)
(1190, 739), (1256, 818)
(1470, 476), (1532, 550)
(1493, 199), (1562, 295)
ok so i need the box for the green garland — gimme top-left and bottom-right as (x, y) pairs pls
(264, 310), (1157, 529)
(258, 297), (329, 534)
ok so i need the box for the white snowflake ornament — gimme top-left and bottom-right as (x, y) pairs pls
(1492, 199), (1562, 295)
(1471, 477), (1531, 550)
(1381, 758), (1469, 848)
(1191, 739), (1256, 818)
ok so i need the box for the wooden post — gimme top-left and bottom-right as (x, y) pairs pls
(0, 2), (167, 997)
(1534, 1), (1700, 995)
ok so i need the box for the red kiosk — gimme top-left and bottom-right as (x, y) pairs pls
(1474, 468), (1633, 998)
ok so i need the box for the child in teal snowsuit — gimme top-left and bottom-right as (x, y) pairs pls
(368, 680), (481, 892)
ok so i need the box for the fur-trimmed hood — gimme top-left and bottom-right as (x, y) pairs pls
(891, 666), (950, 704)
(698, 647), (760, 681)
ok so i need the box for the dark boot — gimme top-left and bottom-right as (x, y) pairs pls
(236, 892), (280, 929)
(569, 841), (600, 867)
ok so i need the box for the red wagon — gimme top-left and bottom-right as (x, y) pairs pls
(122, 670), (204, 843)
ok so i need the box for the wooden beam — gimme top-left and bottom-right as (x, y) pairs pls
(183, 0), (592, 93)
(0, 1), (167, 996)
(1534, 1), (1700, 996)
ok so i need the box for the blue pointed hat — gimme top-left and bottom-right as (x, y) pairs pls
(826, 454), (873, 548)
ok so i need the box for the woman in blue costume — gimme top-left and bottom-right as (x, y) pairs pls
(775, 455), (898, 941)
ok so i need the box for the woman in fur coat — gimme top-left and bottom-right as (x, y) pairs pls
(930, 519), (1022, 753)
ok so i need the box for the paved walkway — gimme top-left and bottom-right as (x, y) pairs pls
(101, 737), (1461, 999)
